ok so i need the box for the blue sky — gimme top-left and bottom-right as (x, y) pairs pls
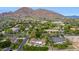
(0, 7), (79, 16)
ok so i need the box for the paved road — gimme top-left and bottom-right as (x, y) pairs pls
(17, 36), (29, 51)
(2, 47), (12, 51)
(2, 36), (29, 51)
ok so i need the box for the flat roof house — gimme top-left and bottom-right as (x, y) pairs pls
(70, 26), (79, 31)
(30, 38), (46, 46)
(11, 27), (19, 32)
(45, 29), (59, 33)
(51, 37), (65, 44)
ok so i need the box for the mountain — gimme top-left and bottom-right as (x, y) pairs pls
(32, 9), (64, 18)
(66, 15), (79, 19)
(0, 7), (64, 20)
(15, 7), (33, 16)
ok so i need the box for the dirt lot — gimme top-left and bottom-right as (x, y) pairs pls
(65, 36), (79, 49)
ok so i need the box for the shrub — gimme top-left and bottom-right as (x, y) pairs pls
(11, 43), (19, 49)
(53, 44), (68, 49)
(23, 45), (48, 51)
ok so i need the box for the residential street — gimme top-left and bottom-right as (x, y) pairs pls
(17, 36), (29, 51)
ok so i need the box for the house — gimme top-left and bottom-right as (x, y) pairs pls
(25, 28), (29, 31)
(1, 31), (5, 34)
(10, 36), (18, 43)
(41, 21), (47, 24)
(52, 21), (64, 25)
(70, 26), (79, 31)
(45, 29), (59, 32)
(11, 27), (19, 32)
(30, 38), (46, 46)
(70, 28), (76, 31)
(45, 29), (59, 34)
(51, 37), (65, 44)
(7, 24), (20, 32)
(14, 24), (19, 27)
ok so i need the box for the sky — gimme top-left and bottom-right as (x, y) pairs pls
(0, 7), (79, 16)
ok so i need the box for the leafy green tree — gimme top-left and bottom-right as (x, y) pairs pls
(11, 43), (19, 49)
(4, 29), (13, 34)
(0, 39), (11, 48)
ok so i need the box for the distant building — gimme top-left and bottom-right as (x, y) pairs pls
(41, 21), (47, 24)
(52, 21), (65, 26)
(45, 29), (59, 32)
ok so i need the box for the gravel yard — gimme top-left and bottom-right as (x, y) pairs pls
(64, 36), (79, 49)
